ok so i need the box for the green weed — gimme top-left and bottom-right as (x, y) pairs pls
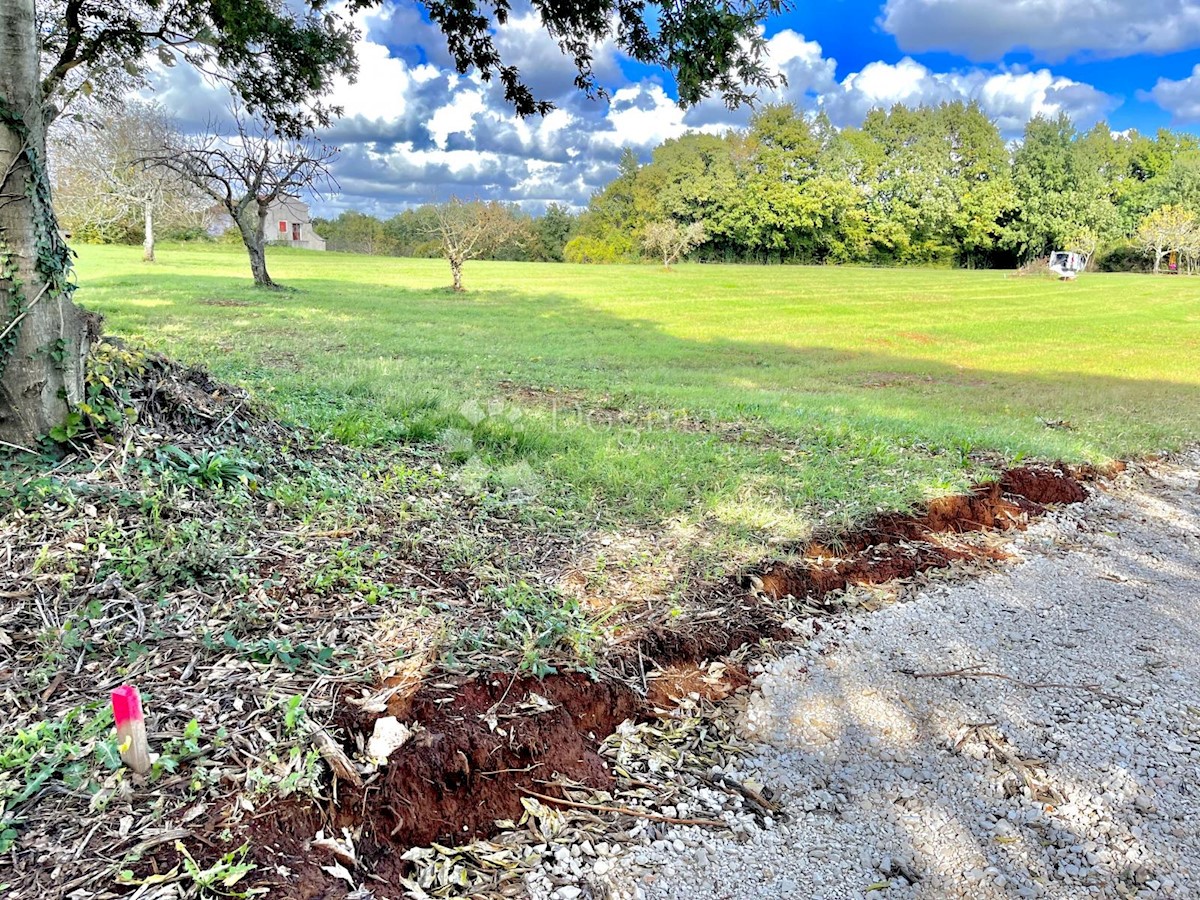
(0, 704), (120, 851)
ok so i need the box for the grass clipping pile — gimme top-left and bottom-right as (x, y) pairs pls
(0, 343), (1097, 899)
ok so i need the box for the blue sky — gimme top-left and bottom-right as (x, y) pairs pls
(152, 0), (1200, 216)
(772, 0), (1200, 135)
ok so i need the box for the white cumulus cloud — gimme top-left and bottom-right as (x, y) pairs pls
(821, 58), (1116, 135)
(879, 0), (1200, 61)
(1140, 64), (1200, 122)
(139, 5), (1122, 216)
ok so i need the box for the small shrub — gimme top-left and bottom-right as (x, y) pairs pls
(0, 705), (121, 851)
(156, 446), (253, 489)
(1096, 243), (1151, 273)
(491, 581), (598, 676)
(47, 341), (144, 444)
(1009, 256), (1056, 279)
(563, 235), (629, 264)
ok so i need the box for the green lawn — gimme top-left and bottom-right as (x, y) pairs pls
(75, 242), (1200, 550)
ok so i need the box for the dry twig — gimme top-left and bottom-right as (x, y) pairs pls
(523, 790), (725, 827)
(898, 664), (1137, 706)
(306, 722), (364, 788)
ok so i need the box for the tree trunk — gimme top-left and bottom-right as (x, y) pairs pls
(142, 201), (155, 262)
(450, 257), (463, 291)
(0, 0), (90, 447)
(237, 203), (274, 288)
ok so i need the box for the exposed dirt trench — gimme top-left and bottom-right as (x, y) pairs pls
(755, 464), (1091, 602)
(242, 463), (1103, 894)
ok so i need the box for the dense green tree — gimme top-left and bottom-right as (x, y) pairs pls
(854, 102), (1012, 265)
(315, 211), (395, 254)
(568, 105), (1200, 271)
(633, 133), (741, 256)
(572, 148), (642, 259)
(1009, 114), (1121, 258)
(385, 207), (443, 257)
(531, 203), (577, 262)
(1011, 115), (1077, 257)
(942, 102), (1017, 267)
(860, 105), (956, 262)
(1126, 141), (1200, 232)
(736, 104), (828, 260)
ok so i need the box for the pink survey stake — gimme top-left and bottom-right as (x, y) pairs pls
(111, 685), (152, 774)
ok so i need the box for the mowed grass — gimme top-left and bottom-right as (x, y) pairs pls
(74, 242), (1200, 546)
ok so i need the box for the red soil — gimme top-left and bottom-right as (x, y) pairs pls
(757, 465), (1089, 602)
(245, 672), (639, 894)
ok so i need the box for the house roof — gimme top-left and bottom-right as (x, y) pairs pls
(267, 196), (313, 222)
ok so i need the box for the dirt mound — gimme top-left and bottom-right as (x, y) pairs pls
(756, 466), (1089, 603)
(645, 663), (751, 710)
(1000, 465), (1088, 504)
(246, 672), (639, 891)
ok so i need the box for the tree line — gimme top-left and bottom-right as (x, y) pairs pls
(54, 98), (1200, 280)
(312, 202), (578, 263)
(567, 102), (1200, 270)
(80, 99), (1192, 275)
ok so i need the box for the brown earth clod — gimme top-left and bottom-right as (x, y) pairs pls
(246, 672), (640, 892)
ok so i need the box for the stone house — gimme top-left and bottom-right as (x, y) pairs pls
(265, 196), (326, 251)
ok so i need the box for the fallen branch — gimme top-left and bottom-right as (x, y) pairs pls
(306, 722), (364, 788)
(523, 789), (725, 827)
(898, 665), (1137, 706)
(973, 724), (1064, 805)
(710, 773), (781, 817)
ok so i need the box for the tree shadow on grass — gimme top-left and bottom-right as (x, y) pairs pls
(78, 271), (1200, 534)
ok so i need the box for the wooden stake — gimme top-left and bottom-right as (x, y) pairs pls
(111, 685), (152, 774)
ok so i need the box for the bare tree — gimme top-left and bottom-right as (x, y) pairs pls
(160, 106), (336, 287)
(642, 219), (707, 269)
(1067, 227), (1100, 271)
(1183, 223), (1200, 275)
(51, 102), (210, 261)
(1137, 205), (1198, 275)
(429, 198), (523, 291)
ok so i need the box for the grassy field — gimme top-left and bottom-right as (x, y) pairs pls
(75, 242), (1200, 549)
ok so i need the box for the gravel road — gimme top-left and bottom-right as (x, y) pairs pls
(606, 451), (1200, 900)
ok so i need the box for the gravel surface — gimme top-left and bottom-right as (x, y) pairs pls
(594, 452), (1200, 900)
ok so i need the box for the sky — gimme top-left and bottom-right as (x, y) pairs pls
(152, 0), (1200, 218)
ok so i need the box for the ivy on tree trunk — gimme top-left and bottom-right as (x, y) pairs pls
(0, 0), (90, 448)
